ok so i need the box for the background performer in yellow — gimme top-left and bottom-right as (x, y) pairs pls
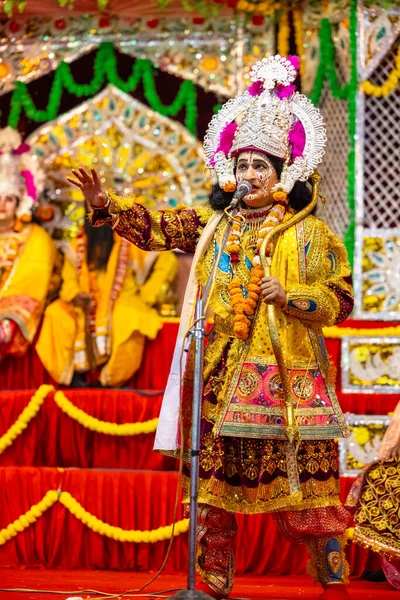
(69, 56), (354, 599)
(37, 219), (177, 388)
(0, 127), (57, 362)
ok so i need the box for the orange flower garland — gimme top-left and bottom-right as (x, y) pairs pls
(227, 191), (288, 340)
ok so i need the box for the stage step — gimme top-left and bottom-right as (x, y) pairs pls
(0, 389), (176, 470)
(0, 321), (178, 391)
(0, 465), (379, 576)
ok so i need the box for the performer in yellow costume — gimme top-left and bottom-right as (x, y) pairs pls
(0, 127), (57, 362)
(37, 219), (177, 387)
(69, 56), (353, 599)
(346, 401), (400, 590)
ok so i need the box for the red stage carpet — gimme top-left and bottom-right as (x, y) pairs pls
(0, 568), (395, 599)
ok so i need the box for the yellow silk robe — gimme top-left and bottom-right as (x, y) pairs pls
(91, 197), (354, 514)
(0, 223), (57, 355)
(36, 234), (177, 387)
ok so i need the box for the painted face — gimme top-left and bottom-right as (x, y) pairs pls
(235, 151), (279, 208)
(0, 194), (18, 225)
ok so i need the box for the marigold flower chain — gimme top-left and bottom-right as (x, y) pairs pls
(0, 490), (188, 546)
(0, 385), (159, 456)
(227, 191), (288, 340)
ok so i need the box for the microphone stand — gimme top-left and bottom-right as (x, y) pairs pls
(171, 203), (243, 600)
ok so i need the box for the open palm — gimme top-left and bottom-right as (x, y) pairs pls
(67, 168), (107, 208)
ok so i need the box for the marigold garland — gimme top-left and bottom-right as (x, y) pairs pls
(277, 5), (290, 58)
(0, 384), (53, 454)
(60, 492), (189, 542)
(361, 42), (400, 98)
(322, 324), (400, 339)
(0, 385), (160, 456)
(54, 390), (159, 436)
(0, 490), (58, 545)
(227, 192), (288, 340)
(0, 490), (188, 545)
(8, 42), (198, 135)
(293, 8), (305, 83)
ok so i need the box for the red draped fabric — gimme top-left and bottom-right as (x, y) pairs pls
(0, 389), (176, 470)
(0, 320), (399, 414)
(0, 321), (178, 392)
(0, 466), (380, 575)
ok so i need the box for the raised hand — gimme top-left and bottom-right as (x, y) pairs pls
(67, 168), (108, 209)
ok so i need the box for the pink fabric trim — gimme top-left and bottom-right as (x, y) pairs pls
(288, 121), (306, 159)
(20, 170), (37, 200)
(13, 143), (31, 155)
(211, 122), (238, 165)
(248, 80), (264, 96)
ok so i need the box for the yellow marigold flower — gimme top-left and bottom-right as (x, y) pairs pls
(223, 182), (236, 193)
(273, 190), (288, 202)
(230, 289), (243, 299)
(245, 299), (257, 310)
(229, 278), (242, 287)
(234, 313), (250, 325)
(353, 426), (370, 446)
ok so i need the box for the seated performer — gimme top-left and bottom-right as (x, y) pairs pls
(69, 56), (353, 599)
(36, 218), (177, 387)
(0, 127), (57, 362)
(346, 401), (400, 590)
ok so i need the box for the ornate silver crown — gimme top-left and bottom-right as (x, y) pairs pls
(230, 93), (293, 160)
(203, 55), (326, 194)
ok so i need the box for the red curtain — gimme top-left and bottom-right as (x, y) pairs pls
(0, 321), (178, 392)
(0, 466), (380, 575)
(1, 320), (398, 415)
(0, 389), (176, 470)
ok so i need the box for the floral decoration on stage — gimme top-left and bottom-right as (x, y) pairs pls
(361, 235), (400, 316)
(341, 337), (400, 394)
(338, 414), (392, 476)
(0, 16), (273, 98)
(26, 85), (209, 244)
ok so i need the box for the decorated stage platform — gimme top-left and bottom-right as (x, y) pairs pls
(0, 387), (381, 578)
(0, 318), (398, 597)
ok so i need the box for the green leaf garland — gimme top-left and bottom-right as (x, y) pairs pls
(8, 42), (198, 135)
(308, 5), (357, 267)
(310, 19), (349, 105)
(343, 0), (358, 268)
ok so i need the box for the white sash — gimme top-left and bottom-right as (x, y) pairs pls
(153, 211), (224, 451)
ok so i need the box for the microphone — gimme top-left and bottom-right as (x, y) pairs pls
(229, 180), (252, 209)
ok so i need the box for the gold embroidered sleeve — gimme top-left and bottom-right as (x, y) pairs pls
(91, 190), (213, 253)
(284, 220), (354, 327)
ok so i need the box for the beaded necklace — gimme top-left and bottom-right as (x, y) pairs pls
(227, 190), (288, 340)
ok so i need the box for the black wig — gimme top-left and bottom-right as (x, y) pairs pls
(84, 213), (114, 271)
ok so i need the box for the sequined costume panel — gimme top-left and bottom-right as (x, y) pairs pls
(195, 212), (352, 442)
(96, 196), (353, 513)
(347, 458), (400, 560)
(92, 192), (213, 254)
(182, 342), (343, 514)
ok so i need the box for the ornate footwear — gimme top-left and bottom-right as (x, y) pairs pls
(197, 581), (229, 599)
(318, 584), (350, 599)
